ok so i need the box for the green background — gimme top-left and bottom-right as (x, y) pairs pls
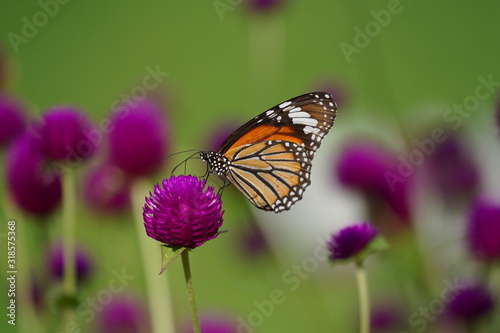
(1, 1), (500, 332)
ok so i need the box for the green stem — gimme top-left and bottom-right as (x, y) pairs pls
(131, 180), (175, 333)
(181, 250), (200, 333)
(355, 263), (370, 333)
(62, 172), (76, 317)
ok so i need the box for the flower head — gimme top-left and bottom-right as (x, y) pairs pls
(181, 311), (237, 333)
(0, 94), (26, 147)
(446, 283), (494, 322)
(247, 0), (283, 13)
(369, 303), (404, 332)
(315, 79), (348, 107)
(466, 200), (500, 262)
(109, 98), (169, 177)
(336, 141), (412, 222)
(6, 133), (61, 215)
(328, 222), (381, 262)
(425, 135), (479, 201)
(36, 106), (97, 161)
(46, 242), (93, 283)
(143, 175), (224, 249)
(206, 123), (237, 152)
(97, 296), (150, 333)
(83, 164), (131, 213)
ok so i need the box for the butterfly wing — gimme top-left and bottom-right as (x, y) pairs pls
(205, 92), (337, 213)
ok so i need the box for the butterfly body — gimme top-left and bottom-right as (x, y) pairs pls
(201, 92), (337, 213)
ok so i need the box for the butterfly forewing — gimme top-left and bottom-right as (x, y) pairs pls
(201, 92), (337, 213)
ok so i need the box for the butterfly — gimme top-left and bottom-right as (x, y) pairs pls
(200, 92), (337, 213)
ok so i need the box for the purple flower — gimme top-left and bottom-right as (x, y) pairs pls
(97, 296), (150, 333)
(36, 106), (97, 161)
(83, 164), (131, 213)
(315, 79), (348, 107)
(240, 224), (269, 258)
(206, 123), (238, 152)
(181, 312), (237, 333)
(46, 242), (93, 283)
(336, 141), (412, 222)
(466, 201), (500, 262)
(328, 222), (379, 261)
(109, 98), (169, 177)
(247, 0), (283, 13)
(369, 303), (404, 332)
(143, 175), (224, 249)
(425, 135), (479, 201)
(6, 133), (61, 215)
(446, 283), (494, 322)
(0, 94), (26, 147)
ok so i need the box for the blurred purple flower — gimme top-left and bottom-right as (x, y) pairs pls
(336, 141), (412, 222)
(181, 311), (237, 333)
(240, 224), (268, 258)
(143, 175), (224, 249)
(370, 303), (405, 332)
(466, 201), (500, 262)
(328, 222), (379, 261)
(97, 296), (150, 333)
(6, 133), (61, 215)
(206, 123), (238, 152)
(109, 98), (169, 177)
(446, 283), (494, 322)
(83, 164), (131, 213)
(425, 135), (479, 201)
(315, 79), (347, 107)
(36, 106), (97, 161)
(0, 94), (27, 147)
(247, 0), (283, 13)
(47, 242), (93, 283)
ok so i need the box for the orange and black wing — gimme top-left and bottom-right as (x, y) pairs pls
(202, 92), (337, 213)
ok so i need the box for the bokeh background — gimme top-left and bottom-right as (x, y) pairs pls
(1, 1), (500, 332)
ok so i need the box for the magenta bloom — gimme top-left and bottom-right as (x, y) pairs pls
(46, 242), (93, 283)
(336, 141), (411, 222)
(0, 94), (26, 147)
(6, 133), (61, 215)
(109, 98), (169, 177)
(369, 303), (404, 332)
(328, 222), (379, 261)
(446, 283), (494, 322)
(315, 79), (347, 107)
(143, 175), (224, 249)
(97, 296), (150, 333)
(83, 164), (131, 212)
(36, 106), (96, 162)
(181, 311), (237, 333)
(247, 0), (283, 13)
(206, 123), (238, 152)
(425, 135), (479, 201)
(466, 201), (500, 262)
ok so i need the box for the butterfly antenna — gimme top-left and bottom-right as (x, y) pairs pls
(170, 151), (201, 176)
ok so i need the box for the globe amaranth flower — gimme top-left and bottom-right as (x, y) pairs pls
(336, 141), (412, 223)
(36, 106), (97, 161)
(46, 241), (93, 283)
(247, 0), (284, 13)
(315, 78), (348, 107)
(143, 175), (224, 249)
(6, 133), (61, 215)
(83, 163), (131, 213)
(368, 302), (405, 332)
(97, 296), (150, 333)
(109, 98), (169, 177)
(181, 311), (237, 333)
(466, 200), (500, 262)
(206, 123), (238, 152)
(446, 283), (494, 322)
(0, 94), (27, 147)
(328, 222), (382, 263)
(425, 135), (479, 202)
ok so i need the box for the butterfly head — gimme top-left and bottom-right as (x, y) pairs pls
(200, 151), (230, 177)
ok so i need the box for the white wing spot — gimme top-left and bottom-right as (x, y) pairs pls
(279, 101), (292, 109)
